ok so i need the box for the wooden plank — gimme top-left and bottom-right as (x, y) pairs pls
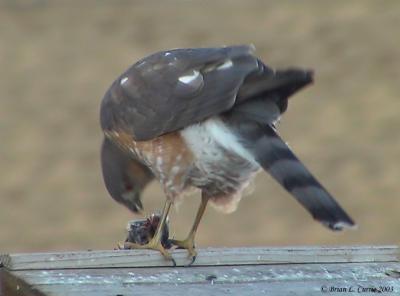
(1, 245), (399, 270)
(10, 262), (400, 296)
(0, 269), (46, 296)
(33, 281), (400, 296)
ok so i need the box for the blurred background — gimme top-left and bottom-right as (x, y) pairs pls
(1, 0), (399, 253)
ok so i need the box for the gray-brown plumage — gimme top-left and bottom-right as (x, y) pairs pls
(100, 45), (355, 264)
(101, 137), (153, 212)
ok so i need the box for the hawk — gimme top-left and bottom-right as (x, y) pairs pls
(100, 45), (355, 264)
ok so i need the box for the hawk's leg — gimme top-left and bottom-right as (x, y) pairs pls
(123, 199), (176, 266)
(170, 193), (209, 265)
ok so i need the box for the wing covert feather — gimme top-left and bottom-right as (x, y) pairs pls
(100, 45), (259, 140)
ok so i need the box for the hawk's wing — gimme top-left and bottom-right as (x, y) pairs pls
(100, 45), (261, 141)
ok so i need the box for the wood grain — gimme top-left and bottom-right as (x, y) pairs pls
(1, 245), (399, 270)
(1, 246), (399, 296)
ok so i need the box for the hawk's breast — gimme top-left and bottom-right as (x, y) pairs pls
(181, 117), (260, 197)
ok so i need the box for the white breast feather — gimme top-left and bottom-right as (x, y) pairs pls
(181, 117), (257, 165)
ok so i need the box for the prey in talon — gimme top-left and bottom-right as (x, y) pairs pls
(101, 45), (355, 265)
(121, 213), (196, 265)
(123, 213), (172, 249)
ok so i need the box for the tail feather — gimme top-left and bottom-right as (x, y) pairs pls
(237, 61), (314, 105)
(228, 63), (353, 230)
(252, 125), (355, 230)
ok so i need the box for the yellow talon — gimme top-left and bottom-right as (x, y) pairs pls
(170, 236), (197, 265)
(170, 194), (209, 266)
(120, 200), (176, 266)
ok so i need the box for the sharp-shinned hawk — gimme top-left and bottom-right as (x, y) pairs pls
(100, 45), (355, 264)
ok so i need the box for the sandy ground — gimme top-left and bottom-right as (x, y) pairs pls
(1, 0), (399, 253)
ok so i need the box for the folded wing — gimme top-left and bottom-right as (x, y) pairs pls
(100, 45), (260, 141)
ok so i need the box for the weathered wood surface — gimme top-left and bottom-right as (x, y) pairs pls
(0, 269), (46, 296)
(2, 245), (399, 270)
(1, 246), (400, 296)
(5, 262), (400, 296)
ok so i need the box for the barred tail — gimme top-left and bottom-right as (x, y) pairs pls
(253, 125), (355, 230)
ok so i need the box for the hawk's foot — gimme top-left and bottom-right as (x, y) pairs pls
(123, 239), (176, 266)
(170, 237), (197, 266)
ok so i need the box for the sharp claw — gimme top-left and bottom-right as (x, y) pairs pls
(171, 257), (177, 267)
(122, 240), (176, 266)
(169, 238), (197, 266)
(162, 252), (176, 267)
(187, 255), (196, 267)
